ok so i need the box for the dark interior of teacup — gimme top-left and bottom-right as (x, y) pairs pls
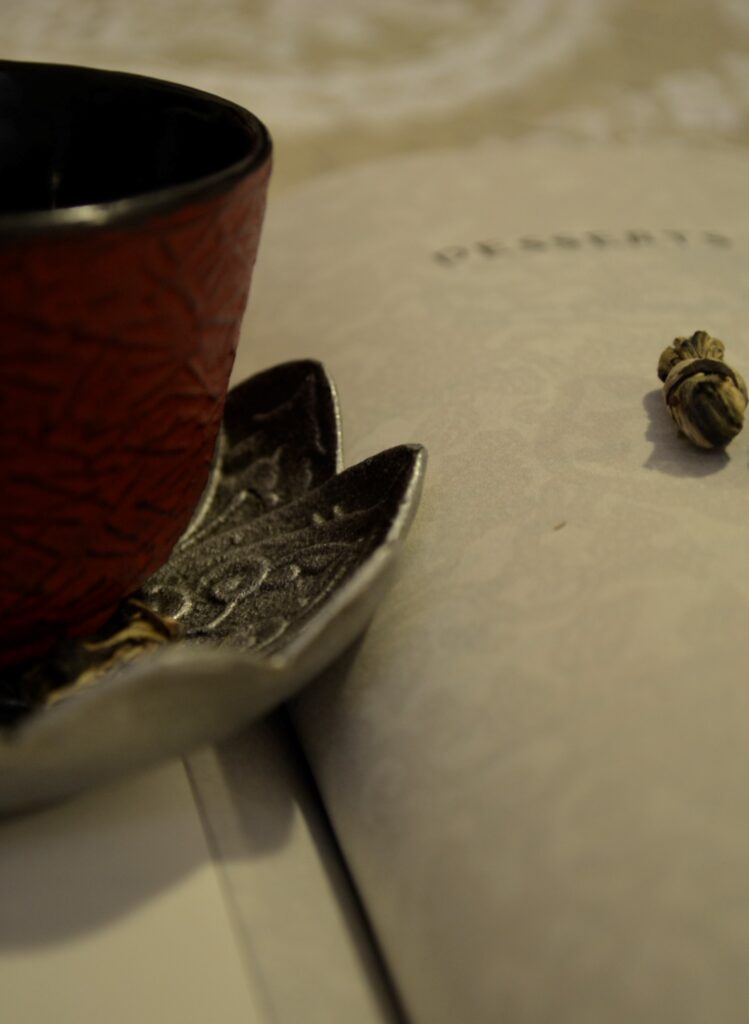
(0, 61), (267, 213)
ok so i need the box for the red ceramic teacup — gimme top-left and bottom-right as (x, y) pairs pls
(0, 60), (272, 667)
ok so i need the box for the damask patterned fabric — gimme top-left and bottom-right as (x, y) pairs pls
(5, 0), (749, 188)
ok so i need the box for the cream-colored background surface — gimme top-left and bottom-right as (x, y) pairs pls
(7, 0), (749, 189)
(1, 720), (393, 1024)
(5, 4), (749, 1023)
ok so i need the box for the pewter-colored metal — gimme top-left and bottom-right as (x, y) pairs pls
(0, 361), (425, 814)
(658, 330), (748, 448)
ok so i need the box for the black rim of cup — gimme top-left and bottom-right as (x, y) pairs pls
(0, 59), (272, 237)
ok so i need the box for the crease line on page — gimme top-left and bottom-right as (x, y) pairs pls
(182, 755), (281, 1024)
(276, 706), (411, 1024)
(184, 707), (410, 1024)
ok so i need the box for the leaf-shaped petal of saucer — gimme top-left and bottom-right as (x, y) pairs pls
(0, 361), (425, 814)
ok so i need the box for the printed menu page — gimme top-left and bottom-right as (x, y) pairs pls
(237, 142), (749, 1024)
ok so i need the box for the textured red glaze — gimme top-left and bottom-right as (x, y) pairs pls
(0, 160), (271, 666)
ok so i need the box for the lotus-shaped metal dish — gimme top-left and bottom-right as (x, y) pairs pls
(0, 361), (425, 814)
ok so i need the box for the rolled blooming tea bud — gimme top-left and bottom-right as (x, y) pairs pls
(657, 330), (748, 448)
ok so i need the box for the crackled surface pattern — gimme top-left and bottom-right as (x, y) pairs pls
(0, 165), (270, 665)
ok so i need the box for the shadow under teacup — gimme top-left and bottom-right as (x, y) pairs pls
(0, 60), (272, 668)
